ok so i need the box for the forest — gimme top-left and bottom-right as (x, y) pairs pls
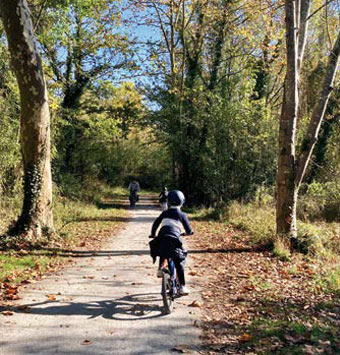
(1, 0), (339, 247)
(0, 0), (340, 353)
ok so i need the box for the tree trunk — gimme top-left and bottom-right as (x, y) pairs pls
(276, 0), (299, 238)
(0, 0), (54, 237)
(297, 0), (311, 72)
(276, 1), (340, 241)
(295, 30), (340, 187)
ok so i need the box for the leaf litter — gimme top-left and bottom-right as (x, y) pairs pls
(189, 220), (340, 354)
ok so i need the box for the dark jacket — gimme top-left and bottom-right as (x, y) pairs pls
(158, 190), (168, 203)
(151, 207), (193, 238)
(149, 207), (193, 262)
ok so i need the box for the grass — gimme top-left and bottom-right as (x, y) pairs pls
(226, 202), (276, 246)
(0, 252), (55, 284)
(0, 196), (21, 237)
(273, 239), (291, 261)
(0, 181), (129, 297)
(247, 315), (340, 354)
(192, 210), (340, 353)
(221, 199), (340, 296)
(250, 276), (274, 291)
(190, 193), (340, 353)
(191, 195), (340, 260)
(314, 269), (340, 294)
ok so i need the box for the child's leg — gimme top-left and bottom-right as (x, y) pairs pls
(157, 257), (166, 278)
(159, 257), (166, 269)
(173, 259), (186, 285)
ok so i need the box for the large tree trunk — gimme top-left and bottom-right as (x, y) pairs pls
(276, 0), (340, 241)
(0, 0), (54, 238)
(276, 0), (299, 238)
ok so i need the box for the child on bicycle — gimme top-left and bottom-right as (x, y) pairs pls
(158, 186), (168, 211)
(128, 178), (140, 207)
(149, 190), (193, 296)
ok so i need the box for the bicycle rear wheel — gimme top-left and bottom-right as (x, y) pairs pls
(161, 272), (174, 314)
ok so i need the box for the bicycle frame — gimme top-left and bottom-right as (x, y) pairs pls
(161, 258), (180, 314)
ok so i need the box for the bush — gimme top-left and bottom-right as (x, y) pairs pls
(193, 184), (340, 260)
(273, 239), (291, 261)
(298, 182), (340, 222)
(226, 201), (276, 245)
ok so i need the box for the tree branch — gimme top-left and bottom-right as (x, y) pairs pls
(150, 1), (172, 59)
(297, 0), (312, 73)
(306, 0), (336, 21)
(33, 0), (48, 31)
(295, 30), (340, 186)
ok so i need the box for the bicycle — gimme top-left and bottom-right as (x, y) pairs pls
(161, 258), (181, 314)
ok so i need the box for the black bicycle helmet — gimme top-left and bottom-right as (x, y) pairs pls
(168, 190), (185, 206)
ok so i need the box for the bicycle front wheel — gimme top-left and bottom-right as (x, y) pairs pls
(161, 272), (174, 314)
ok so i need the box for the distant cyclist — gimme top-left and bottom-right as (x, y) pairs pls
(149, 190), (193, 296)
(128, 178), (140, 207)
(158, 186), (168, 211)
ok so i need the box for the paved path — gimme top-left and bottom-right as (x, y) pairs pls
(1, 197), (201, 355)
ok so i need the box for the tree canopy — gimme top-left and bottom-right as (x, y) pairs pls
(0, 0), (339, 237)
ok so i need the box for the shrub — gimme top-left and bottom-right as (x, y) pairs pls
(298, 182), (340, 222)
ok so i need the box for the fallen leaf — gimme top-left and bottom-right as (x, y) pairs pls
(188, 300), (201, 308)
(188, 271), (198, 276)
(172, 345), (190, 353)
(6, 294), (20, 300)
(47, 294), (56, 301)
(6, 287), (18, 295)
(284, 334), (304, 344)
(1, 311), (14, 316)
(82, 339), (92, 346)
(21, 280), (31, 285)
(239, 333), (252, 342)
(17, 305), (30, 311)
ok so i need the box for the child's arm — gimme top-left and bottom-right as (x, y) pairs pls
(181, 212), (194, 235)
(150, 212), (164, 237)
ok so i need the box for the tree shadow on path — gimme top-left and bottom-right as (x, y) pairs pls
(34, 246), (265, 258)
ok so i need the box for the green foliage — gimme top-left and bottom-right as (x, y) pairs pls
(0, 252), (52, 283)
(315, 269), (340, 294)
(226, 199), (276, 245)
(150, 74), (278, 205)
(273, 239), (291, 261)
(0, 0), (339, 244)
(103, 129), (172, 189)
(49, 80), (171, 191)
(206, 97), (277, 202)
(298, 182), (340, 222)
(249, 317), (340, 352)
(0, 42), (21, 196)
(190, 184), (340, 260)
